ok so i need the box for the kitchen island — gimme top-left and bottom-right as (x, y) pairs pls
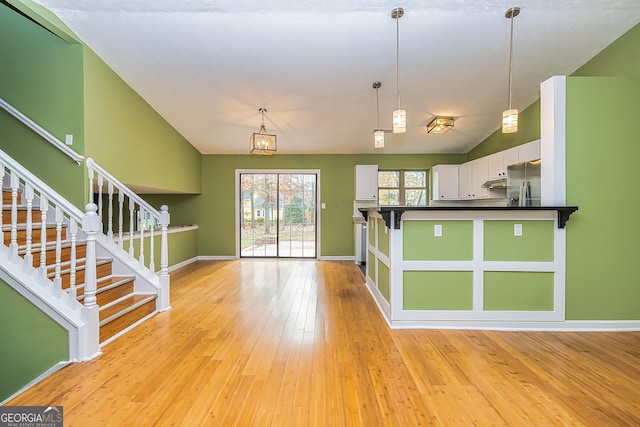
(359, 206), (578, 329)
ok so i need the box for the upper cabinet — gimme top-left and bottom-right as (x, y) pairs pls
(487, 147), (518, 181)
(432, 165), (459, 200)
(355, 165), (378, 201)
(518, 139), (541, 163)
(459, 158), (490, 199)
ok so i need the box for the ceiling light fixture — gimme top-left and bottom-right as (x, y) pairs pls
(373, 81), (384, 148)
(427, 117), (454, 134)
(502, 6), (520, 134)
(250, 108), (277, 155)
(391, 7), (406, 134)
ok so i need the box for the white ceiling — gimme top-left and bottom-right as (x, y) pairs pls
(33, 0), (640, 155)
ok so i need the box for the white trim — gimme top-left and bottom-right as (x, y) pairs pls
(0, 361), (71, 405)
(0, 98), (84, 164)
(386, 320), (640, 331)
(540, 76), (566, 205)
(168, 257), (199, 272)
(99, 311), (157, 347)
(234, 169), (321, 259)
(198, 255), (237, 261)
(114, 224), (198, 242)
(318, 256), (353, 261)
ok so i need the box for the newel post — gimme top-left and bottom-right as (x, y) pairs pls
(157, 205), (171, 311)
(82, 203), (100, 309)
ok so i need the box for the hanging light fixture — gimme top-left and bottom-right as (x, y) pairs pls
(373, 81), (384, 148)
(427, 117), (455, 134)
(250, 108), (277, 155)
(391, 7), (406, 134)
(502, 6), (520, 134)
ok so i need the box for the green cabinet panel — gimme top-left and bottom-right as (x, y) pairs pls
(484, 220), (554, 261)
(403, 220), (473, 261)
(378, 260), (390, 303)
(367, 250), (375, 281)
(403, 271), (473, 310)
(377, 218), (390, 256)
(484, 272), (554, 311)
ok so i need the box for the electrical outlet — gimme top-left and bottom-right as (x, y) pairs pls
(514, 223), (523, 236)
(65, 134), (73, 145)
(434, 224), (442, 237)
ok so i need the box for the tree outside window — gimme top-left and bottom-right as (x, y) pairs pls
(378, 170), (427, 206)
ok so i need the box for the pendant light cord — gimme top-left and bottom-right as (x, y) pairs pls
(396, 12), (401, 110)
(507, 11), (514, 110)
(376, 87), (381, 129)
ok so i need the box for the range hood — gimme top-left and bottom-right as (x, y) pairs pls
(481, 177), (507, 189)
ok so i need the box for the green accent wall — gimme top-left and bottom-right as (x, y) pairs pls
(484, 272), (554, 311)
(377, 260), (390, 303)
(403, 220), (473, 261)
(403, 271), (473, 310)
(484, 220), (554, 262)
(376, 218), (389, 257)
(121, 228), (198, 271)
(367, 250), (374, 282)
(572, 23), (640, 77)
(0, 4), (85, 207)
(83, 48), (202, 195)
(198, 154), (463, 257)
(565, 77), (640, 320)
(0, 280), (69, 402)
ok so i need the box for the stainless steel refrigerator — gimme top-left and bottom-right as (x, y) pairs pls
(507, 160), (541, 206)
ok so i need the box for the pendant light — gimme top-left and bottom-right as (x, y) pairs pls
(373, 81), (384, 148)
(391, 7), (406, 134)
(250, 108), (277, 155)
(502, 6), (520, 134)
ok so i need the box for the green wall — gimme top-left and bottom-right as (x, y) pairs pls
(564, 77), (640, 319)
(83, 48), (202, 195)
(0, 4), (86, 207)
(196, 153), (464, 257)
(0, 280), (69, 402)
(572, 22), (640, 77)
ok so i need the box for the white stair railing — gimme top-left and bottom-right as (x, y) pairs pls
(86, 158), (170, 309)
(0, 148), (100, 360)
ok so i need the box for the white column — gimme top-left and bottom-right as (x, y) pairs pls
(82, 203), (100, 308)
(157, 205), (171, 311)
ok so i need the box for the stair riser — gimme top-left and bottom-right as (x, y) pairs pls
(3, 227), (64, 246)
(56, 261), (113, 289)
(1, 191), (22, 205)
(1, 209), (41, 224)
(27, 244), (87, 268)
(96, 281), (135, 306)
(100, 299), (155, 342)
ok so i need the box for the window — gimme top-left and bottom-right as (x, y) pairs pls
(378, 170), (428, 206)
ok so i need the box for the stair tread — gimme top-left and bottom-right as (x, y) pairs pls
(1, 223), (65, 231)
(46, 257), (111, 277)
(99, 294), (156, 323)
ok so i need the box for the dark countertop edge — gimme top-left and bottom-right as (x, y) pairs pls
(358, 206), (579, 230)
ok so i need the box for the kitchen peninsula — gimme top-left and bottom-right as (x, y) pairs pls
(359, 205), (578, 329)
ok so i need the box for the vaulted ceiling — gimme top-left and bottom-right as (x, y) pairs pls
(33, 0), (640, 155)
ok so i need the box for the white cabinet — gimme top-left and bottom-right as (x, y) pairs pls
(432, 165), (459, 200)
(459, 158), (489, 199)
(488, 147), (518, 180)
(355, 165), (378, 201)
(518, 139), (541, 163)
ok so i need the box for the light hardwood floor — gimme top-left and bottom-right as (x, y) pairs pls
(8, 260), (640, 426)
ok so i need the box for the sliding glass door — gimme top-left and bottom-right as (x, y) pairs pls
(240, 172), (317, 258)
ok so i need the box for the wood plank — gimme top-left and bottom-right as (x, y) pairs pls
(7, 260), (640, 426)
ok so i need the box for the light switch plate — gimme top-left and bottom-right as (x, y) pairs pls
(514, 223), (523, 236)
(65, 134), (73, 145)
(321, 203), (326, 209)
(434, 224), (442, 237)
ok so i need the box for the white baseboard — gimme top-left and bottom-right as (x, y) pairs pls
(318, 256), (354, 261)
(387, 320), (640, 331)
(168, 257), (199, 272)
(197, 255), (237, 261)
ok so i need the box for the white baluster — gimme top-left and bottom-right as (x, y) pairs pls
(82, 203), (100, 308)
(23, 183), (34, 270)
(118, 191), (124, 250)
(97, 175), (103, 230)
(9, 171), (19, 259)
(128, 199), (134, 256)
(107, 181), (114, 241)
(0, 164), (4, 252)
(68, 219), (78, 300)
(138, 207), (145, 267)
(87, 164), (94, 205)
(39, 196), (48, 280)
(53, 206), (63, 290)
(158, 205), (170, 311)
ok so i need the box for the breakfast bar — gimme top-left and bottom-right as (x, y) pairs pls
(359, 206), (578, 329)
